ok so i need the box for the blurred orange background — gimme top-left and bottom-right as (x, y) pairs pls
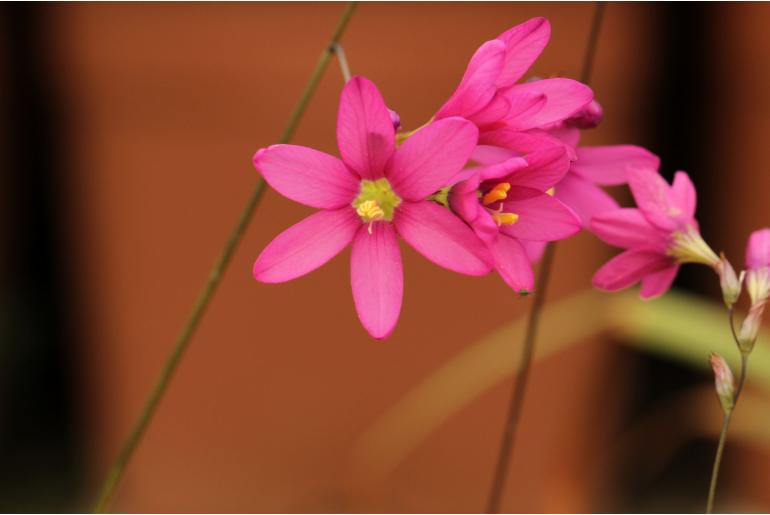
(3, 2), (770, 512)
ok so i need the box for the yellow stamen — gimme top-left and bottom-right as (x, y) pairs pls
(482, 182), (511, 205)
(356, 200), (385, 234)
(492, 211), (519, 226)
(546, 187), (555, 196)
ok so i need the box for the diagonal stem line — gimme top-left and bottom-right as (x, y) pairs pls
(90, 3), (358, 512)
(485, 3), (606, 513)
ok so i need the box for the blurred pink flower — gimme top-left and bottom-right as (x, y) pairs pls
(252, 76), (491, 339)
(435, 17), (593, 135)
(745, 228), (770, 306)
(591, 168), (719, 298)
(449, 146), (580, 292)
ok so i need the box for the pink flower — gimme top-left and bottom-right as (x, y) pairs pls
(745, 228), (770, 306)
(435, 17), (594, 136)
(449, 146), (581, 292)
(252, 77), (491, 339)
(591, 168), (719, 299)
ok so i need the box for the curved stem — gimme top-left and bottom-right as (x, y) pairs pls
(485, 3), (606, 513)
(330, 43), (352, 82)
(91, 3), (358, 512)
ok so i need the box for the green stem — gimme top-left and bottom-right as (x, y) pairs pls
(485, 3), (606, 513)
(91, 3), (358, 512)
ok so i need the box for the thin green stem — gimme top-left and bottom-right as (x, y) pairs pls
(485, 3), (606, 513)
(707, 411), (733, 514)
(91, 3), (358, 512)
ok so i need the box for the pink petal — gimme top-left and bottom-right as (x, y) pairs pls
(253, 208), (359, 283)
(394, 201), (492, 276)
(448, 180), (500, 246)
(571, 145), (660, 186)
(628, 167), (685, 231)
(590, 208), (667, 251)
(670, 171), (697, 220)
(746, 228), (770, 268)
(387, 117), (478, 201)
(471, 144), (520, 166)
(554, 174), (619, 228)
(337, 76), (396, 179)
(499, 187), (581, 241)
(502, 78), (593, 130)
(507, 146), (570, 190)
(490, 235), (535, 292)
(253, 145), (359, 209)
(640, 264), (679, 299)
(436, 40), (506, 119)
(592, 249), (672, 292)
(495, 17), (551, 87)
(478, 156), (529, 182)
(545, 126), (581, 151)
(466, 93), (511, 128)
(479, 127), (569, 157)
(350, 222), (403, 340)
(521, 240), (547, 263)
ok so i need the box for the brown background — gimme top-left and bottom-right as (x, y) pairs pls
(4, 2), (770, 512)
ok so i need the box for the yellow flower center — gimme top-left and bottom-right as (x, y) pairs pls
(482, 182), (519, 226)
(352, 178), (402, 233)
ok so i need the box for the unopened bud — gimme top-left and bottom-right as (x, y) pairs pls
(709, 353), (735, 414)
(567, 99), (604, 129)
(738, 300), (766, 354)
(746, 266), (770, 306)
(716, 254), (744, 309)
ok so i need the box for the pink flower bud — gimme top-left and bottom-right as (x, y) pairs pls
(709, 353), (735, 414)
(567, 99), (604, 129)
(387, 108), (401, 131)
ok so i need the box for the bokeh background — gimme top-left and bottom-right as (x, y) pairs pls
(3, 1), (770, 512)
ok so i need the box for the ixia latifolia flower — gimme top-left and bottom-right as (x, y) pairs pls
(449, 146), (580, 292)
(252, 76), (491, 339)
(591, 167), (719, 298)
(435, 17), (594, 136)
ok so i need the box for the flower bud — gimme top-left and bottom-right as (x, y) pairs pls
(387, 108), (402, 131)
(746, 266), (770, 306)
(716, 254), (744, 309)
(738, 300), (766, 354)
(567, 99), (604, 129)
(709, 353), (735, 414)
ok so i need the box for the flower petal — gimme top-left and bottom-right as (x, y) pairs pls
(253, 145), (359, 209)
(436, 40), (506, 119)
(746, 228), (770, 268)
(554, 174), (619, 228)
(640, 264), (679, 299)
(395, 201), (492, 276)
(628, 167), (686, 231)
(350, 222), (403, 340)
(572, 145), (660, 186)
(479, 127), (570, 157)
(502, 78), (593, 130)
(387, 117), (478, 201)
(253, 208), (359, 283)
(495, 17), (551, 87)
(337, 76), (396, 179)
(670, 171), (697, 220)
(471, 144), (520, 165)
(521, 240), (547, 263)
(499, 187), (581, 241)
(590, 208), (667, 250)
(592, 249), (672, 292)
(507, 145), (570, 190)
(490, 235), (535, 292)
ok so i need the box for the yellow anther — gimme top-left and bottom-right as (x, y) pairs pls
(356, 200), (385, 234)
(482, 182), (511, 205)
(492, 212), (519, 226)
(546, 187), (555, 196)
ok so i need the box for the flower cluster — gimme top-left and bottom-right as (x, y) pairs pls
(251, 17), (679, 339)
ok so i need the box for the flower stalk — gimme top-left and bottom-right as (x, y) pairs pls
(91, 3), (358, 512)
